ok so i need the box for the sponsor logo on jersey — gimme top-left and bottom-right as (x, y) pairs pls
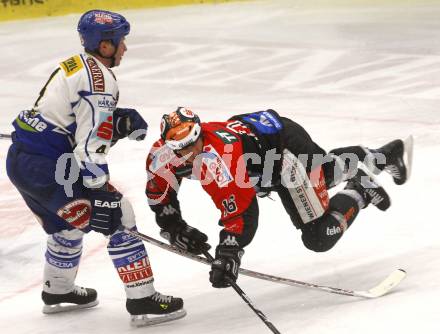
(117, 257), (153, 283)
(86, 57), (105, 92)
(15, 110), (48, 133)
(60, 55), (83, 77)
(97, 116), (113, 140)
(202, 145), (233, 187)
(57, 199), (91, 229)
(98, 97), (116, 109)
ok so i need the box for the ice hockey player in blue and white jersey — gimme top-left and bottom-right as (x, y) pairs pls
(6, 9), (185, 327)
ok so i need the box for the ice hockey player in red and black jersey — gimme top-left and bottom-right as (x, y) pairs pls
(146, 107), (412, 288)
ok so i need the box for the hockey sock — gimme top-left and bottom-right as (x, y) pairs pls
(323, 153), (359, 188)
(330, 145), (368, 162)
(325, 145), (370, 188)
(108, 229), (155, 299)
(43, 229), (84, 294)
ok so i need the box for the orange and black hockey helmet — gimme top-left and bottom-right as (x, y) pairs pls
(160, 107), (201, 150)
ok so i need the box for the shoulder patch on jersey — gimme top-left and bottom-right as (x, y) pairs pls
(60, 55), (83, 77)
(85, 57), (105, 92)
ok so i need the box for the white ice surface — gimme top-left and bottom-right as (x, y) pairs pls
(1, 1), (440, 333)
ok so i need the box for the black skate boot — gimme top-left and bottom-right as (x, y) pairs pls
(42, 286), (98, 314)
(127, 292), (186, 327)
(345, 169), (391, 211)
(363, 136), (413, 185)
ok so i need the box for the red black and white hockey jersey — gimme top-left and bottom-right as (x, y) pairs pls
(146, 121), (259, 246)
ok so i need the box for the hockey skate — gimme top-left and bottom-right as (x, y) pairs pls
(346, 168), (391, 211)
(42, 286), (98, 314)
(127, 292), (186, 327)
(363, 135), (413, 185)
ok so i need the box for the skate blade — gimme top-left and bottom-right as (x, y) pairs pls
(130, 308), (187, 327)
(42, 300), (99, 314)
(403, 135), (414, 184)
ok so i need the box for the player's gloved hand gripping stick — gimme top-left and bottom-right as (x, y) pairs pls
(209, 245), (243, 288)
(160, 220), (210, 255)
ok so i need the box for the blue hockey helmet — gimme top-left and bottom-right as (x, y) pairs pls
(77, 9), (130, 52)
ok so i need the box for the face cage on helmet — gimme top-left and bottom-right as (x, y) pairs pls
(165, 122), (202, 151)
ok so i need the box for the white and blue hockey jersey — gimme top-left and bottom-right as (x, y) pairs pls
(12, 53), (119, 188)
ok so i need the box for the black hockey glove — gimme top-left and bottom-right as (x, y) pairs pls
(160, 221), (210, 255)
(209, 245), (244, 288)
(88, 186), (122, 236)
(113, 108), (148, 141)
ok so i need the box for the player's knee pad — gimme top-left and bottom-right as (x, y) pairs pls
(301, 230), (335, 252)
(300, 191), (362, 253)
(46, 229), (84, 269)
(300, 215), (344, 253)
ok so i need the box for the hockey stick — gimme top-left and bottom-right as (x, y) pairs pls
(202, 249), (281, 334)
(0, 133), (12, 140)
(126, 229), (406, 299)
